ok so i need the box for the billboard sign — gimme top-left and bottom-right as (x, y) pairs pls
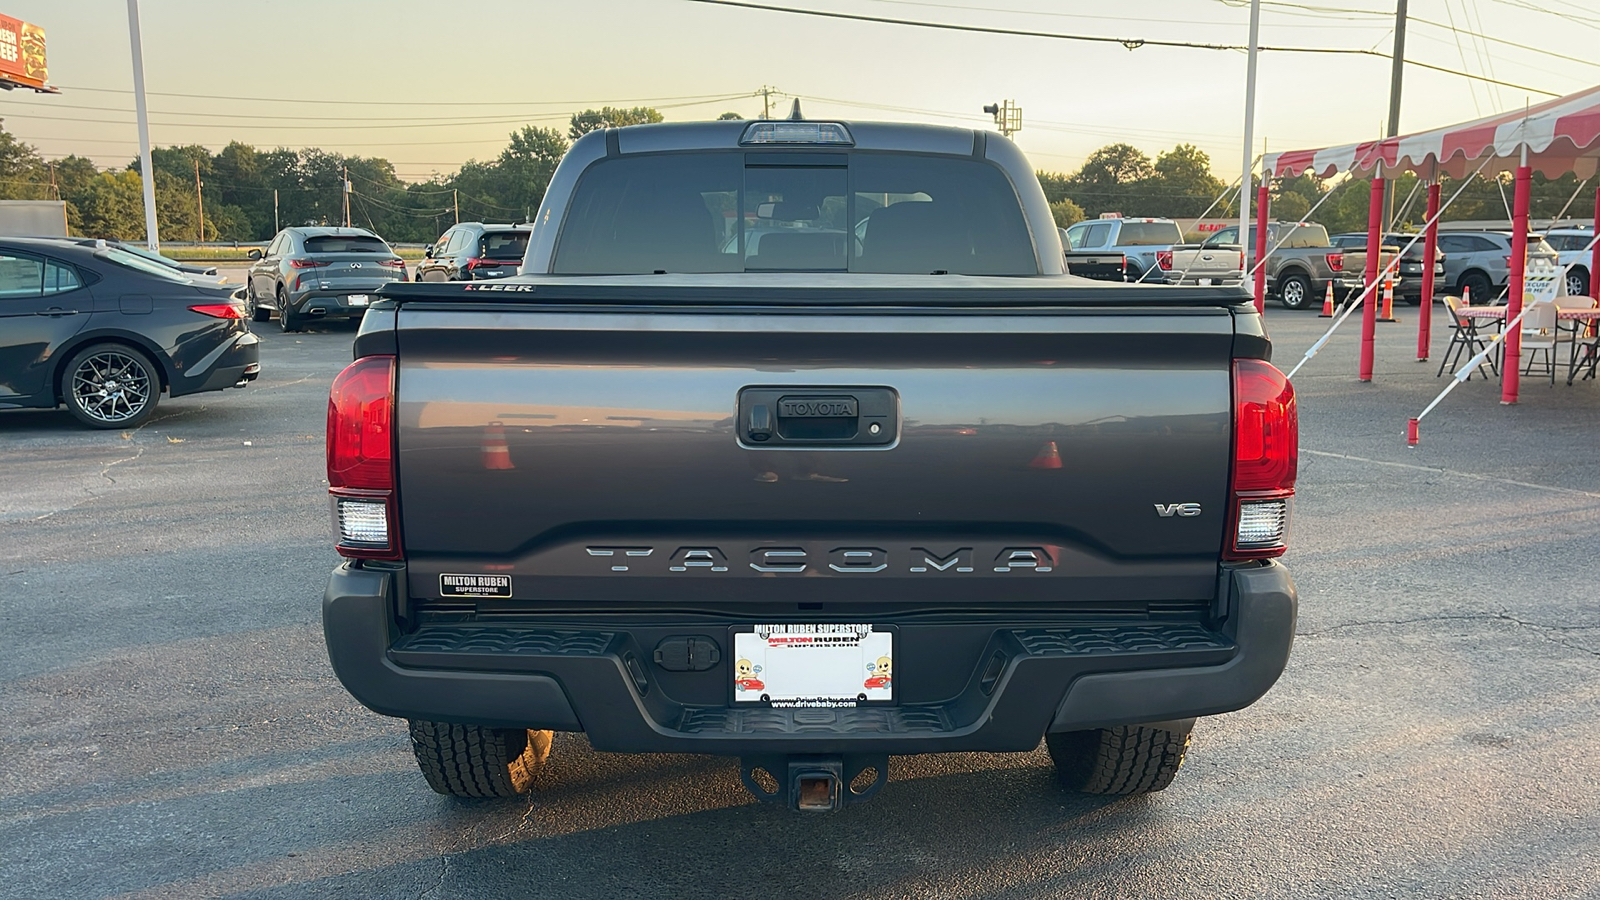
(0, 15), (47, 91)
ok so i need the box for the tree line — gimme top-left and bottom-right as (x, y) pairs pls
(1037, 141), (1592, 238)
(0, 111), (1589, 245)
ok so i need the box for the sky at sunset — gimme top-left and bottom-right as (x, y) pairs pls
(2, 0), (1595, 182)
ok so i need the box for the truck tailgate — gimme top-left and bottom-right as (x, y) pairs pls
(393, 303), (1236, 610)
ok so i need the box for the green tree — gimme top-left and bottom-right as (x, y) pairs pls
(717, 111), (745, 120)
(1067, 144), (1154, 217)
(1149, 144), (1229, 218)
(568, 106), (664, 139)
(1036, 170), (1073, 205)
(1050, 198), (1085, 229)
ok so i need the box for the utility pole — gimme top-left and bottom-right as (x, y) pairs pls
(342, 164), (351, 227)
(1383, 0), (1408, 228)
(194, 156), (205, 243)
(1239, 0), (1261, 249)
(983, 101), (1022, 138)
(759, 86), (776, 119)
(126, 0), (160, 251)
(453, 189), (460, 225)
(47, 160), (57, 199)
(273, 188), (279, 233)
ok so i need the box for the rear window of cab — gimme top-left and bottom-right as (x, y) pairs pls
(553, 151), (1037, 276)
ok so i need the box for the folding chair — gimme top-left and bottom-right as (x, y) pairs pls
(1438, 295), (1497, 380)
(1565, 299), (1600, 385)
(1519, 300), (1560, 386)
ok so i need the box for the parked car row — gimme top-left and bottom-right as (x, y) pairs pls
(1062, 216), (1244, 286)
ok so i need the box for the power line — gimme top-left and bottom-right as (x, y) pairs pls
(0, 95), (749, 132)
(54, 85), (764, 108)
(683, 0), (1560, 95)
(870, 0), (1389, 29)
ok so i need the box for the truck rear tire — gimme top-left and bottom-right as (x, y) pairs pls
(407, 720), (553, 798)
(1277, 273), (1313, 310)
(1046, 719), (1194, 795)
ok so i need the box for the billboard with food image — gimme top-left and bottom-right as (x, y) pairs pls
(0, 15), (47, 90)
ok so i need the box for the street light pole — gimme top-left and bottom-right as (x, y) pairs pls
(126, 0), (159, 251)
(1239, 0), (1261, 246)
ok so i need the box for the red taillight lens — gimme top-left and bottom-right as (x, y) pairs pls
(1326, 252), (1344, 273)
(290, 258), (329, 269)
(328, 355), (398, 559)
(1227, 359), (1297, 561)
(1155, 250), (1173, 270)
(379, 258), (405, 268)
(189, 303), (244, 319)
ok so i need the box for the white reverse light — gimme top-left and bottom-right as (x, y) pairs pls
(336, 498), (389, 545)
(1236, 498), (1289, 548)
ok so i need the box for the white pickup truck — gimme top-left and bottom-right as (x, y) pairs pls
(1064, 216), (1244, 286)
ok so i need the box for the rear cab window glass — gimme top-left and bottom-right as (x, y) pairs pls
(553, 151), (1036, 276)
(1113, 222), (1182, 246)
(304, 235), (389, 254)
(479, 230), (531, 260)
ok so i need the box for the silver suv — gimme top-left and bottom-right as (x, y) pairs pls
(1544, 226), (1594, 298)
(1436, 231), (1559, 303)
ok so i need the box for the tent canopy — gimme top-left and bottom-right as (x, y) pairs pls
(1265, 84), (1600, 181)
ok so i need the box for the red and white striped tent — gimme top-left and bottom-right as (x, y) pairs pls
(1258, 84), (1600, 404)
(1264, 84), (1600, 181)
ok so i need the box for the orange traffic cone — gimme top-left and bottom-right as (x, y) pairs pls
(1461, 284), (1472, 306)
(1318, 281), (1335, 317)
(1379, 275), (1399, 323)
(482, 421), (514, 470)
(1029, 441), (1063, 469)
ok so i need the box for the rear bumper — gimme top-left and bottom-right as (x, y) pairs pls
(322, 561), (1296, 756)
(172, 332), (260, 397)
(288, 286), (395, 318)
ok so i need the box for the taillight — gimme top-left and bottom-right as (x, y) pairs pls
(189, 303), (244, 319)
(1155, 250), (1173, 270)
(1226, 359), (1297, 561)
(327, 355), (399, 560)
(1326, 252), (1344, 273)
(379, 258), (405, 268)
(290, 258), (329, 269)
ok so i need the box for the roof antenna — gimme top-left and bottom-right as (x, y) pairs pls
(787, 98), (804, 120)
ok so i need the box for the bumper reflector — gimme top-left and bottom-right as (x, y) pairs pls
(337, 498), (389, 545)
(1236, 498), (1289, 548)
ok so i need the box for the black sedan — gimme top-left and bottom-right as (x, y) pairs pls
(0, 237), (260, 429)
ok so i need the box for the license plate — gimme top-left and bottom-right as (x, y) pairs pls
(732, 624), (893, 706)
(1198, 278), (1213, 286)
(346, 295), (369, 306)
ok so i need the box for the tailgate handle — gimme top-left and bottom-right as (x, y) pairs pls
(738, 387), (897, 447)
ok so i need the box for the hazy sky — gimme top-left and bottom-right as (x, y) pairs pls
(2, 0), (1594, 182)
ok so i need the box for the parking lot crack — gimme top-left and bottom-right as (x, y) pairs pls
(416, 854), (449, 900)
(1303, 448), (1600, 501)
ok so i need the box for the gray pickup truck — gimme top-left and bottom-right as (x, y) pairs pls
(1203, 222), (1345, 310)
(321, 120), (1300, 812)
(1064, 216), (1244, 286)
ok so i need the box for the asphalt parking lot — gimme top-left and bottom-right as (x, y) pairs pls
(2, 295), (1598, 899)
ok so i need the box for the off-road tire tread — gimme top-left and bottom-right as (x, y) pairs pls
(1047, 723), (1191, 795)
(407, 720), (552, 798)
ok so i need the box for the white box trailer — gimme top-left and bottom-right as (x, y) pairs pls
(0, 200), (68, 236)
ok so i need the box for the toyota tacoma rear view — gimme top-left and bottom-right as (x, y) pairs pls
(321, 118), (1299, 812)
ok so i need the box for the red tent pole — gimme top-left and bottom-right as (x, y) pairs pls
(1417, 181), (1441, 360)
(1592, 186), (1600, 304)
(1360, 175), (1384, 381)
(1253, 184), (1270, 314)
(1502, 163), (1532, 404)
